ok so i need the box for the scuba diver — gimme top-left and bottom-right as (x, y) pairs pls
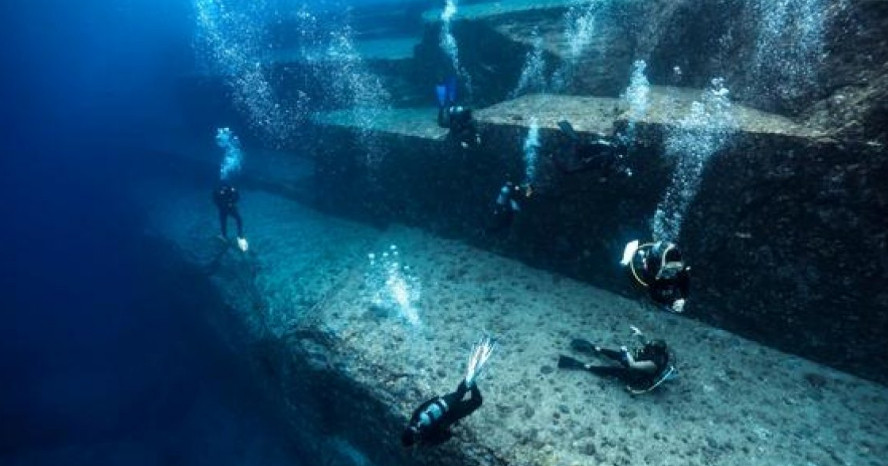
(436, 77), (481, 149)
(553, 120), (631, 178)
(213, 184), (249, 252)
(486, 181), (532, 234)
(621, 240), (690, 313)
(558, 326), (676, 395)
(402, 336), (495, 448)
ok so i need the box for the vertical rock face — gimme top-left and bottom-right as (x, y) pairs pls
(180, 0), (888, 383)
(308, 90), (888, 384)
(152, 179), (888, 466)
(682, 137), (888, 380)
(414, 0), (888, 139)
(640, 0), (888, 140)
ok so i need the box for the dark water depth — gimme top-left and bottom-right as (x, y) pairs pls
(0, 148), (308, 465)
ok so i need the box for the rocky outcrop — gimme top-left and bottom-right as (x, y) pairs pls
(178, 0), (888, 385)
(185, 0), (887, 141)
(148, 175), (888, 466)
(308, 89), (888, 385)
(415, 0), (888, 138)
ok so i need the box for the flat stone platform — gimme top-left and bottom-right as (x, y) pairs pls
(304, 85), (885, 390)
(311, 88), (824, 141)
(477, 88), (823, 138)
(266, 36), (423, 65)
(312, 107), (448, 140)
(422, 0), (585, 23)
(143, 171), (888, 466)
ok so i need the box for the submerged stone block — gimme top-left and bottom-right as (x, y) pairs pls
(414, 0), (888, 133)
(151, 182), (888, 466)
(307, 90), (888, 385)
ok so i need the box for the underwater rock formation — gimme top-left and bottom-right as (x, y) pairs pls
(307, 87), (887, 385)
(415, 0), (888, 141)
(147, 175), (888, 466)
(168, 1), (888, 464)
(177, 0), (888, 385)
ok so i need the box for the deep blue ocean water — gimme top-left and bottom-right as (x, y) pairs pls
(0, 1), (327, 464)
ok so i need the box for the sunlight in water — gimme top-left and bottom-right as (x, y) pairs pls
(192, 0), (295, 147)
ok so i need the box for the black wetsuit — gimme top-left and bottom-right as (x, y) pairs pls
(648, 269), (690, 307)
(554, 120), (628, 176)
(486, 182), (524, 234)
(213, 185), (243, 239)
(554, 137), (627, 175)
(574, 342), (670, 392)
(406, 381), (483, 446)
(639, 245), (690, 308)
(438, 106), (479, 148)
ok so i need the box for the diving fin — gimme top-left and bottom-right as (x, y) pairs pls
(436, 84), (448, 107)
(570, 339), (599, 355)
(465, 335), (496, 387)
(557, 120), (580, 142)
(557, 355), (588, 371)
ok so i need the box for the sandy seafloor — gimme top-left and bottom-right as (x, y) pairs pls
(141, 168), (888, 466)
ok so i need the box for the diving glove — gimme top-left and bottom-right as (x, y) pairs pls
(237, 237), (249, 252)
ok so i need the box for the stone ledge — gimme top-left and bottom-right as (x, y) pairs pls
(147, 180), (888, 466)
(305, 90), (886, 386)
(311, 107), (448, 140)
(478, 88), (824, 139)
(421, 0), (584, 23)
(311, 88), (825, 142)
(266, 36), (423, 65)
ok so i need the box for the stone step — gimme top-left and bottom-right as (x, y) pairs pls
(270, 1), (428, 46)
(421, 0), (585, 23)
(311, 106), (447, 140)
(477, 87), (824, 139)
(306, 87), (886, 387)
(147, 180), (888, 466)
(412, 0), (888, 131)
(264, 36), (423, 65)
(310, 87), (824, 141)
(416, 0), (634, 101)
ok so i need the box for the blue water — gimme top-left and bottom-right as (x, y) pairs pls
(0, 1), (313, 464)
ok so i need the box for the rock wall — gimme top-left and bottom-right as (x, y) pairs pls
(682, 135), (888, 379)
(414, 0), (888, 139)
(149, 167), (888, 466)
(180, 1), (888, 384)
(308, 95), (888, 385)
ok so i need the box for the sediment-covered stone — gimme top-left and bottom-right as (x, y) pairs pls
(307, 91), (887, 385)
(147, 176), (888, 466)
(415, 0), (888, 134)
